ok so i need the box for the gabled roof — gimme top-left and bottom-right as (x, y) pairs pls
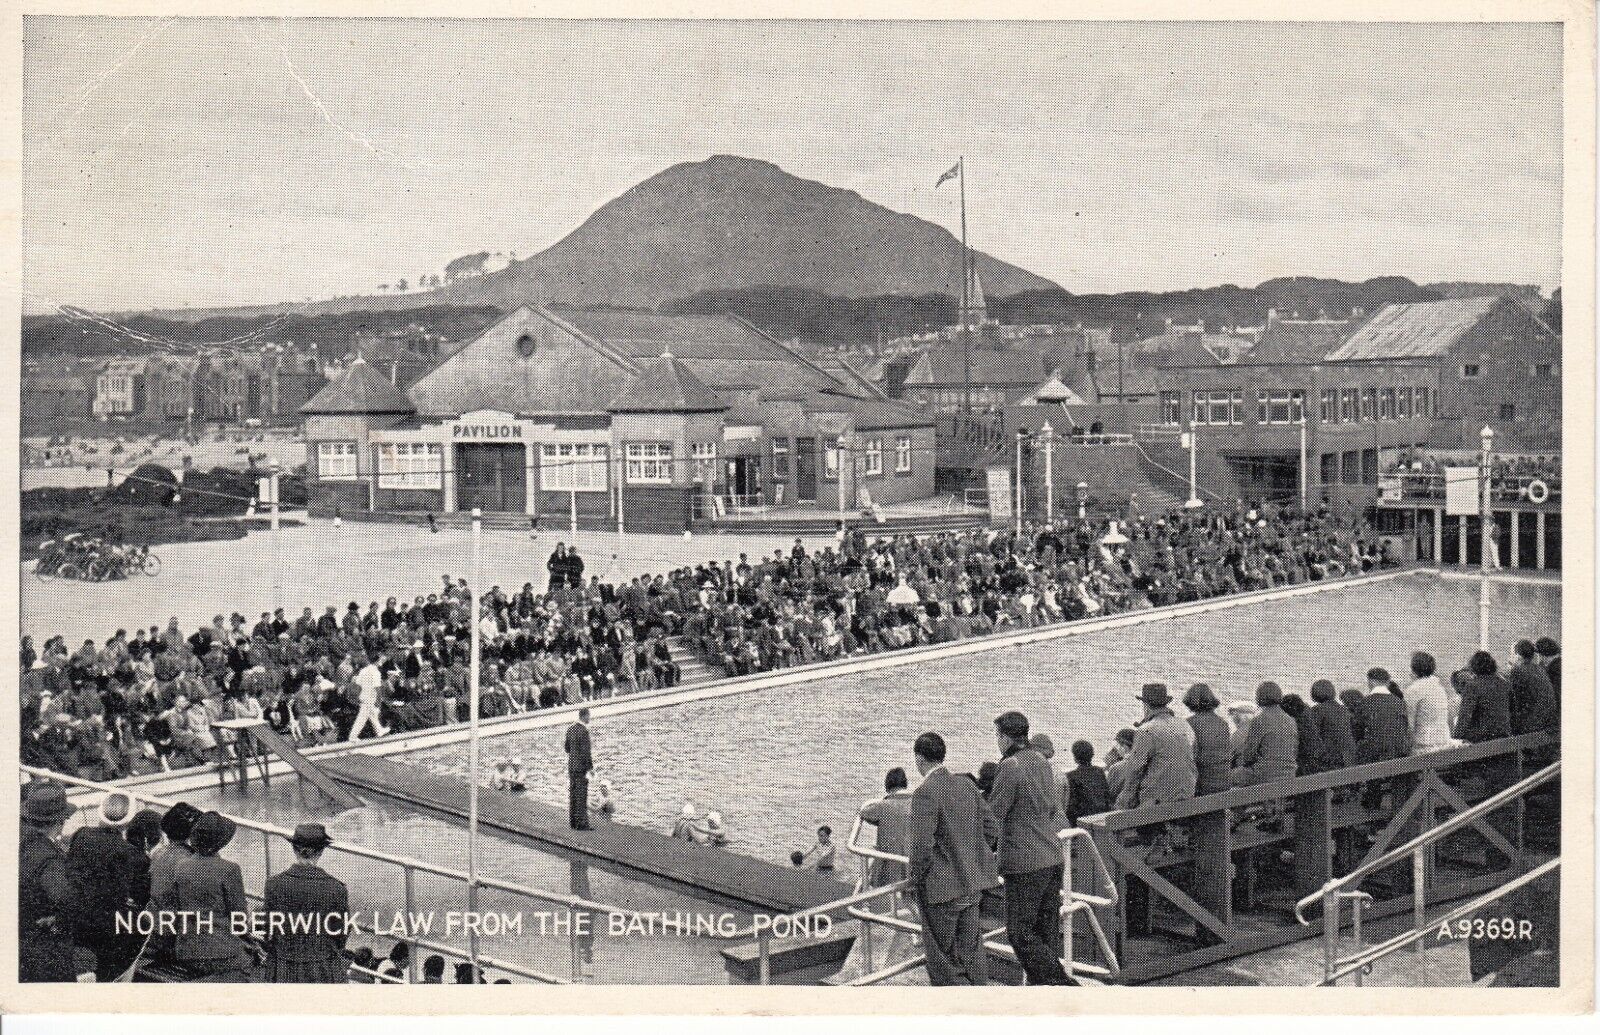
(606, 352), (728, 413)
(299, 356), (416, 415)
(1247, 320), (1351, 363)
(903, 347), (1049, 387)
(1132, 330), (1252, 367)
(1326, 298), (1500, 362)
(556, 309), (843, 395)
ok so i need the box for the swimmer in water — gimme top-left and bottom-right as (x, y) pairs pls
(699, 810), (728, 847)
(592, 778), (616, 818)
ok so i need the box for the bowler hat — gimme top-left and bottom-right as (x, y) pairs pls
(288, 822), (334, 851)
(1137, 682), (1171, 707)
(21, 783), (75, 825)
(190, 811), (238, 856)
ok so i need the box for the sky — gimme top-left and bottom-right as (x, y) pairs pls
(21, 18), (1564, 313)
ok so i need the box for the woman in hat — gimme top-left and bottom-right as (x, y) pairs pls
(173, 811), (256, 981)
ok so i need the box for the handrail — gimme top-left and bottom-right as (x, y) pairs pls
(1080, 732), (1556, 833)
(1322, 859), (1560, 984)
(1294, 759), (1561, 925)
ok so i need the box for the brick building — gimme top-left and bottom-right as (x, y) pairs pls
(301, 306), (936, 531)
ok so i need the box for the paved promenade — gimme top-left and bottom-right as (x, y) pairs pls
(21, 517), (830, 645)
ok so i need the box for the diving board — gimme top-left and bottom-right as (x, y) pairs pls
(319, 753), (852, 915)
(215, 720), (366, 811)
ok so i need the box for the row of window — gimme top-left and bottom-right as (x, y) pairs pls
(1160, 386), (1437, 427)
(321, 437), (920, 487)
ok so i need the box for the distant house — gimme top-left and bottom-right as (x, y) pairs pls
(899, 348), (1055, 411)
(21, 375), (91, 422)
(92, 357), (146, 417)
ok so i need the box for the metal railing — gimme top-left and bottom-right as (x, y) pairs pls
(714, 807), (1120, 986)
(22, 764), (672, 985)
(1294, 760), (1561, 986)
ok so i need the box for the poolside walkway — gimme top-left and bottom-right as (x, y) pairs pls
(320, 752), (853, 916)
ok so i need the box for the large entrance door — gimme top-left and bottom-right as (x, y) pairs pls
(456, 443), (527, 512)
(726, 456), (764, 501)
(795, 437), (817, 502)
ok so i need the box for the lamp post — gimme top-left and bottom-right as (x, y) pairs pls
(1299, 413), (1308, 509)
(268, 460), (283, 613)
(1076, 481), (1088, 520)
(1185, 421), (1204, 509)
(1478, 426), (1494, 650)
(1014, 428), (1029, 538)
(837, 434), (849, 521)
(467, 506), (483, 979)
(1040, 420), (1055, 522)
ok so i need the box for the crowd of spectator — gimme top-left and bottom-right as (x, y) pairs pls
(21, 502), (1392, 783)
(1385, 449), (1562, 499)
(857, 636), (1561, 985)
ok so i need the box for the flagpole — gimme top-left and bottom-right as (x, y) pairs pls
(959, 156), (972, 415)
(467, 507), (482, 980)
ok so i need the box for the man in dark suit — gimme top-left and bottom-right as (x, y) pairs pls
(1356, 669), (1412, 763)
(988, 711), (1070, 984)
(908, 731), (1001, 985)
(565, 707), (594, 830)
(263, 824), (350, 983)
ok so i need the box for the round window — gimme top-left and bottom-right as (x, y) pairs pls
(516, 333), (537, 357)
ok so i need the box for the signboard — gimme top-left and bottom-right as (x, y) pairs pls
(452, 410), (524, 441)
(1444, 466), (1480, 516)
(985, 465), (1013, 524)
(1377, 474), (1403, 503)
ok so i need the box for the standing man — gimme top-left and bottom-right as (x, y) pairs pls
(346, 656), (388, 742)
(908, 731), (1001, 986)
(19, 783), (80, 983)
(988, 711), (1071, 985)
(565, 707), (594, 831)
(263, 824), (350, 983)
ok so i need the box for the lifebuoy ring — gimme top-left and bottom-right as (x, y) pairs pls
(1525, 479), (1550, 504)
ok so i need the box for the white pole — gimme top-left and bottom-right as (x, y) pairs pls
(1042, 423), (1054, 522)
(1478, 428), (1493, 650)
(467, 506), (483, 977)
(1014, 432), (1025, 538)
(570, 488), (578, 533)
(1186, 422), (1203, 509)
(615, 452), (624, 535)
(1299, 415), (1308, 508)
(837, 435), (847, 521)
(270, 464), (282, 613)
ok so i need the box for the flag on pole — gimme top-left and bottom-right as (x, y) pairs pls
(935, 161), (961, 188)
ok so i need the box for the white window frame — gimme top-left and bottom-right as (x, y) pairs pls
(377, 442), (443, 490)
(624, 441), (674, 484)
(1397, 388), (1413, 419)
(691, 441), (717, 484)
(541, 442), (609, 492)
(1415, 386), (1430, 418)
(895, 435), (913, 473)
(824, 444), (840, 479)
(1159, 391), (1182, 426)
(317, 441), (358, 481)
(1379, 388), (1396, 421)
(1321, 388), (1337, 423)
(864, 438), (883, 476)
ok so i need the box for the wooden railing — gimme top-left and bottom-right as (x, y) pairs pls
(1076, 732), (1558, 984)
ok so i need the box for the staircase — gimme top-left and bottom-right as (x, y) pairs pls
(662, 635), (721, 686)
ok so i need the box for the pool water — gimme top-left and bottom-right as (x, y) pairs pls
(401, 573), (1559, 878)
(187, 571), (1558, 982)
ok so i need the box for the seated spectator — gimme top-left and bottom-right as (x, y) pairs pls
(1404, 653), (1455, 753)
(1183, 683), (1231, 796)
(1063, 739), (1111, 826)
(1356, 668), (1411, 763)
(1231, 681), (1298, 787)
(1308, 679), (1358, 771)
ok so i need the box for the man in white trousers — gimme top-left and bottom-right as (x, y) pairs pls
(347, 658), (389, 742)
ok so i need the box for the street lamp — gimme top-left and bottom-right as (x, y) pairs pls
(1076, 481), (1088, 520)
(1478, 425), (1494, 649)
(1184, 421), (1204, 509)
(1014, 428), (1029, 538)
(1040, 421), (1055, 522)
(837, 434), (850, 521)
